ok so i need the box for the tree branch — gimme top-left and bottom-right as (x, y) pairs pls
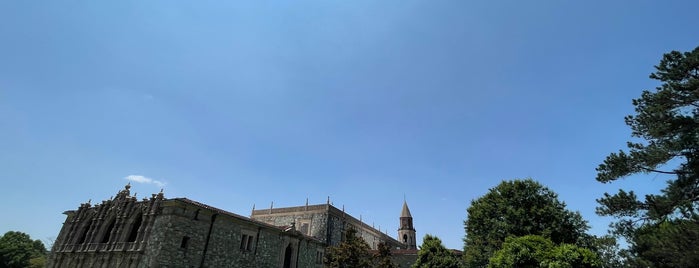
(639, 166), (682, 175)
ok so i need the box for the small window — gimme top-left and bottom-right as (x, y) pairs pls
(180, 236), (190, 249)
(240, 234), (254, 251)
(316, 251), (324, 264)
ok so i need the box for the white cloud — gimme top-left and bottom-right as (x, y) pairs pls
(124, 175), (165, 187)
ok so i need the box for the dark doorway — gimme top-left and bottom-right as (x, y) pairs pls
(283, 244), (293, 268)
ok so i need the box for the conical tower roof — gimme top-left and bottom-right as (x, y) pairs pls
(401, 200), (412, 218)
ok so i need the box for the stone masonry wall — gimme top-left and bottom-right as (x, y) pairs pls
(251, 207), (330, 243)
(149, 199), (325, 268)
(253, 204), (405, 250)
(144, 204), (213, 267)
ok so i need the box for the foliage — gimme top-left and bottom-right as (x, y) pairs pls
(0, 231), (47, 268)
(28, 256), (46, 268)
(463, 179), (589, 267)
(488, 235), (601, 268)
(543, 243), (601, 268)
(412, 234), (461, 268)
(488, 235), (553, 268)
(595, 46), (699, 266)
(373, 242), (397, 268)
(324, 228), (372, 268)
(588, 235), (629, 268)
(625, 218), (699, 267)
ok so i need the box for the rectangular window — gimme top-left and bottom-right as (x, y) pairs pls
(240, 234), (255, 251)
(180, 236), (190, 249)
(295, 219), (312, 236)
(299, 222), (309, 235)
(316, 250), (323, 264)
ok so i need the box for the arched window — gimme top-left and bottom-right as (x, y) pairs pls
(403, 234), (408, 243)
(127, 215), (142, 242)
(283, 244), (293, 268)
(101, 219), (116, 243)
(76, 223), (90, 244)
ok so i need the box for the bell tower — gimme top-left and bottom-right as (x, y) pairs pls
(398, 200), (416, 249)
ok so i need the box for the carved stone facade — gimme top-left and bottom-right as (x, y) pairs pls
(48, 185), (325, 268)
(48, 184), (417, 267)
(49, 184), (163, 267)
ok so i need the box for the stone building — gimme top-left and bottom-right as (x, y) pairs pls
(250, 200), (409, 251)
(48, 184), (417, 267)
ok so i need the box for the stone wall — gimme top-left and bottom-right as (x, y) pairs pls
(48, 186), (413, 267)
(251, 206), (330, 244)
(252, 204), (405, 250)
(390, 250), (419, 268)
(147, 198), (325, 268)
(49, 187), (325, 268)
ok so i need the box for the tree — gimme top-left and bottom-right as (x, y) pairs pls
(488, 235), (601, 268)
(595, 46), (699, 266)
(589, 235), (629, 268)
(324, 227), (372, 268)
(544, 243), (601, 268)
(412, 234), (461, 268)
(463, 179), (590, 267)
(0, 231), (47, 268)
(373, 242), (397, 268)
(625, 218), (699, 267)
(488, 235), (553, 268)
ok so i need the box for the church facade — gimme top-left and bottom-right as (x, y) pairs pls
(48, 185), (418, 267)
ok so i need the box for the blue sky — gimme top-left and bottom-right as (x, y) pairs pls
(1, 1), (698, 250)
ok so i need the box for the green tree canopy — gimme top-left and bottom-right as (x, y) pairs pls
(412, 234), (461, 268)
(373, 242), (397, 268)
(595, 46), (699, 266)
(0, 231), (47, 268)
(324, 228), (372, 268)
(626, 218), (699, 267)
(488, 235), (601, 268)
(596, 46), (699, 227)
(463, 179), (590, 267)
(488, 235), (554, 268)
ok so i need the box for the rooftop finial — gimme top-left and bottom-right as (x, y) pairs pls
(327, 196), (330, 205)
